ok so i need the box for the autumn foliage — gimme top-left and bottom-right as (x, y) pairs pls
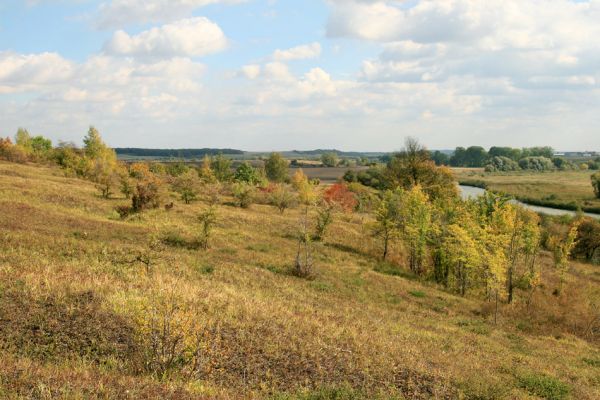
(323, 183), (357, 212)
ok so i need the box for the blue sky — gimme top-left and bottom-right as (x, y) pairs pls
(1, 0), (600, 151)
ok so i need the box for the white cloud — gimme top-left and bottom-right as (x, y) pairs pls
(241, 64), (261, 79)
(96, 0), (245, 28)
(273, 42), (322, 61)
(104, 17), (228, 60)
(0, 52), (74, 93)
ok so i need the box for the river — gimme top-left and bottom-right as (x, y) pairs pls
(458, 185), (600, 219)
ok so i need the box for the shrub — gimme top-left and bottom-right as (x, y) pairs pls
(485, 156), (520, 172)
(342, 170), (357, 183)
(517, 373), (571, 400)
(197, 207), (217, 249)
(313, 204), (333, 242)
(552, 157), (575, 170)
(132, 176), (162, 212)
(165, 162), (189, 177)
(356, 167), (386, 190)
(573, 218), (600, 263)
(234, 162), (262, 185)
(0, 138), (29, 163)
(172, 169), (201, 204)
(269, 184), (296, 214)
(232, 182), (255, 208)
(592, 172), (600, 199)
(518, 156), (555, 171)
(323, 183), (358, 212)
(136, 292), (204, 379)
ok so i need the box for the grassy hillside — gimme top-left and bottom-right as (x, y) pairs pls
(455, 169), (600, 213)
(1, 160), (600, 399)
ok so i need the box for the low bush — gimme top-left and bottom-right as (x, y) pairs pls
(232, 182), (255, 208)
(519, 156), (555, 171)
(485, 156), (520, 172)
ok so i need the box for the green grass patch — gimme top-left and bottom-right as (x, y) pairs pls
(408, 290), (426, 298)
(270, 385), (372, 400)
(310, 281), (333, 292)
(457, 319), (491, 336)
(196, 264), (215, 274)
(517, 373), (571, 400)
(583, 357), (600, 367)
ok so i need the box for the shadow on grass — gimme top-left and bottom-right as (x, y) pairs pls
(324, 242), (369, 258)
(162, 231), (202, 250)
(373, 261), (419, 281)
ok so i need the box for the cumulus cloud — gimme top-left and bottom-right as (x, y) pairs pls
(0, 52), (74, 93)
(96, 0), (245, 28)
(325, 0), (600, 99)
(104, 17), (228, 60)
(273, 42), (322, 61)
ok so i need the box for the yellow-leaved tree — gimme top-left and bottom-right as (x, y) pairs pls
(397, 185), (436, 276)
(83, 126), (119, 198)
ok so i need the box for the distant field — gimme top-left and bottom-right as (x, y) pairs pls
(455, 168), (600, 212)
(291, 166), (367, 183)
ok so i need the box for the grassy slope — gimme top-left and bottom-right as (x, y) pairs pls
(455, 168), (600, 212)
(1, 161), (599, 399)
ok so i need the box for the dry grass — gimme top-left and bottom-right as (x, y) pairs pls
(1, 160), (600, 399)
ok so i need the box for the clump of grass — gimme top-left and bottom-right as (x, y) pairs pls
(456, 319), (491, 336)
(310, 281), (333, 292)
(458, 376), (511, 400)
(583, 357), (600, 367)
(270, 385), (366, 400)
(196, 264), (215, 274)
(408, 290), (426, 298)
(517, 373), (571, 400)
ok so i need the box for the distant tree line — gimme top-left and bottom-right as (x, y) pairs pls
(115, 148), (244, 158)
(429, 146), (600, 172)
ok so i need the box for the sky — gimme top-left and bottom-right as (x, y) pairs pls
(1, 0), (600, 151)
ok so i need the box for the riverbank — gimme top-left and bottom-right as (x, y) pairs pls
(456, 169), (600, 214)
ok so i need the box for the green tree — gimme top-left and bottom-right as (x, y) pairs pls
(83, 126), (107, 159)
(431, 151), (449, 166)
(489, 146), (521, 161)
(14, 128), (32, 148)
(386, 137), (457, 200)
(464, 146), (488, 167)
(264, 152), (289, 182)
(234, 162), (261, 185)
(211, 154), (233, 182)
(30, 136), (52, 156)
(321, 152), (339, 167)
